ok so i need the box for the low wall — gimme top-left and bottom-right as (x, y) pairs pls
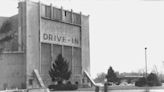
(0, 52), (26, 90)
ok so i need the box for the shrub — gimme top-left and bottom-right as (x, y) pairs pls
(135, 73), (162, 87)
(48, 83), (78, 91)
(135, 77), (146, 87)
(147, 73), (162, 86)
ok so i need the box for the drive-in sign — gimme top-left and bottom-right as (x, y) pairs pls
(41, 32), (80, 47)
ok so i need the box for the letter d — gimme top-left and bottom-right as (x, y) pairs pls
(43, 33), (48, 40)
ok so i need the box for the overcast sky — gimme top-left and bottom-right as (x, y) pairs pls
(1, 0), (164, 78)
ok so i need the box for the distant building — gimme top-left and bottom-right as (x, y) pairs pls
(120, 75), (143, 83)
(0, 0), (90, 89)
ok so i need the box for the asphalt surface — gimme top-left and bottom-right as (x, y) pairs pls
(76, 86), (164, 92)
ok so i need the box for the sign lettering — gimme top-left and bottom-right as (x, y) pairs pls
(41, 32), (80, 47)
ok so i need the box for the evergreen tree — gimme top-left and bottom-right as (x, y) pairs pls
(135, 73), (162, 87)
(147, 73), (161, 86)
(49, 54), (71, 84)
(106, 66), (118, 83)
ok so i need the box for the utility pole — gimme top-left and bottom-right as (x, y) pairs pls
(145, 47), (148, 85)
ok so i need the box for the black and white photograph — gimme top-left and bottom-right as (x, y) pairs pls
(0, 0), (164, 92)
